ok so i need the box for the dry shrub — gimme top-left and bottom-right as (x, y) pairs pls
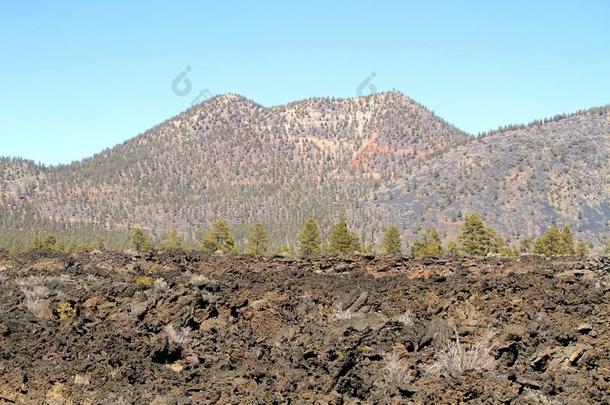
(427, 328), (495, 378)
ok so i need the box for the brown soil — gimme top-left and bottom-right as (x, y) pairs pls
(0, 251), (609, 404)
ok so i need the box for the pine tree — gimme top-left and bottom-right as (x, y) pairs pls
(201, 219), (238, 254)
(246, 222), (269, 256)
(534, 225), (573, 256)
(575, 240), (589, 258)
(445, 240), (459, 255)
(275, 245), (294, 256)
(381, 225), (402, 255)
(327, 218), (360, 255)
(411, 228), (443, 257)
(299, 217), (322, 256)
(458, 214), (500, 256)
(160, 228), (183, 251)
(130, 227), (151, 252)
(561, 225), (575, 255)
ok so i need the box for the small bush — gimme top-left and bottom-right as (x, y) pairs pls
(56, 301), (76, 321)
(135, 275), (155, 287)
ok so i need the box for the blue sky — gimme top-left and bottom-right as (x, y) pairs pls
(1, 1), (609, 165)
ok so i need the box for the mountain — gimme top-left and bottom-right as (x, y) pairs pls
(364, 106), (610, 246)
(0, 92), (608, 250)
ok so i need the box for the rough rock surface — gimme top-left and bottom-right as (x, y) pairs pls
(0, 251), (609, 403)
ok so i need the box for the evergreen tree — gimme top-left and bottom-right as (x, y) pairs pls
(129, 227), (151, 252)
(275, 245), (294, 256)
(561, 225), (575, 255)
(381, 225), (402, 255)
(605, 239), (610, 255)
(201, 219), (238, 254)
(299, 217), (322, 256)
(411, 228), (443, 257)
(534, 225), (574, 256)
(327, 218), (361, 255)
(575, 240), (590, 259)
(458, 214), (500, 256)
(160, 228), (183, 251)
(246, 222), (269, 256)
(445, 240), (460, 255)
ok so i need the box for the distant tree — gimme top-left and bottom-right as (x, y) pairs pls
(246, 222), (269, 256)
(605, 239), (610, 255)
(458, 214), (501, 256)
(361, 243), (376, 255)
(561, 225), (575, 255)
(275, 245), (294, 256)
(518, 237), (532, 254)
(411, 228), (443, 257)
(381, 225), (402, 255)
(299, 217), (322, 256)
(130, 227), (151, 252)
(445, 240), (460, 255)
(201, 219), (238, 254)
(160, 228), (183, 251)
(534, 225), (575, 256)
(575, 240), (590, 259)
(327, 218), (361, 255)
(29, 235), (58, 252)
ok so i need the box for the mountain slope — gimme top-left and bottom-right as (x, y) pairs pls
(364, 106), (610, 245)
(0, 92), (470, 247)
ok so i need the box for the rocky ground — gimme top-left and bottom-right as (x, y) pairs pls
(0, 251), (609, 404)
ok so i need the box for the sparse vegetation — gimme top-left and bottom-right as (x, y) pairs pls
(427, 328), (495, 378)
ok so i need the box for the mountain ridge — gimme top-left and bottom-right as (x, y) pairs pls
(0, 91), (608, 251)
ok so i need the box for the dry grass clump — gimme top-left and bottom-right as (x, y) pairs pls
(383, 352), (409, 388)
(427, 328), (495, 378)
(163, 324), (192, 346)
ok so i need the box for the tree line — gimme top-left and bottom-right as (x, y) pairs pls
(17, 214), (609, 258)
